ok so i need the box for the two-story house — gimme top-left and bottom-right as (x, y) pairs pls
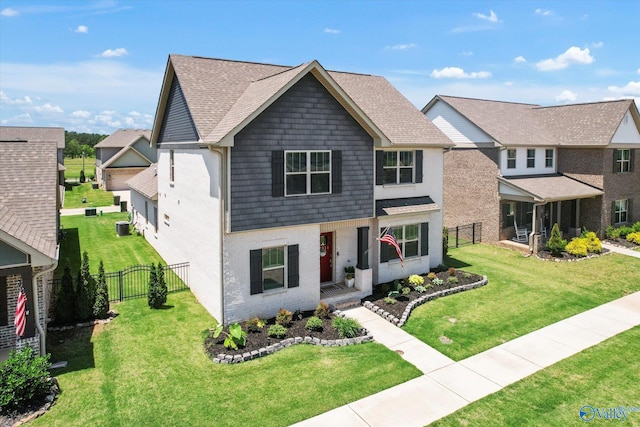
(0, 127), (62, 359)
(95, 129), (155, 190)
(141, 55), (451, 324)
(423, 96), (639, 248)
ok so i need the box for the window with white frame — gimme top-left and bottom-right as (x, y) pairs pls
(614, 199), (628, 224)
(527, 149), (535, 168)
(383, 151), (414, 184)
(262, 246), (286, 291)
(285, 151), (331, 196)
(615, 149), (630, 173)
(169, 150), (175, 183)
(545, 149), (554, 168)
(507, 149), (516, 169)
(380, 224), (420, 261)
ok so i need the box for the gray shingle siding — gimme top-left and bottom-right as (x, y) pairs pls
(230, 74), (374, 232)
(158, 75), (199, 143)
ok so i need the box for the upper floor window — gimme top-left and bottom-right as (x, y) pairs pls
(614, 199), (628, 224)
(507, 149), (516, 169)
(169, 150), (175, 183)
(285, 150), (331, 196)
(527, 149), (535, 168)
(545, 149), (554, 168)
(384, 151), (414, 184)
(615, 149), (630, 173)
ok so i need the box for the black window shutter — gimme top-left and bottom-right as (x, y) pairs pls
(415, 150), (423, 183)
(611, 200), (617, 225)
(250, 249), (263, 295)
(375, 151), (384, 185)
(628, 199), (633, 223)
(0, 276), (7, 326)
(332, 150), (342, 194)
(272, 150), (285, 197)
(630, 149), (635, 173)
(379, 228), (389, 263)
(287, 245), (299, 288)
(613, 149), (618, 173)
(421, 222), (430, 255)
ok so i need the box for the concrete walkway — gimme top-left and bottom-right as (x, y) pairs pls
(603, 242), (640, 258)
(61, 190), (131, 216)
(294, 291), (640, 427)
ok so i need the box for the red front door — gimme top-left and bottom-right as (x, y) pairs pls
(320, 232), (332, 283)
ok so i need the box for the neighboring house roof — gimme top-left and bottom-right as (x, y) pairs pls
(0, 141), (58, 261)
(498, 175), (604, 203)
(0, 126), (65, 149)
(152, 55), (452, 147)
(95, 129), (151, 148)
(425, 95), (639, 147)
(127, 164), (158, 201)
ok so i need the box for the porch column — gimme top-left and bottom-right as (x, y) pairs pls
(357, 226), (369, 270)
(575, 199), (581, 229)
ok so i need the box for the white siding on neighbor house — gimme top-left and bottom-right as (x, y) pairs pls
(611, 111), (640, 144)
(129, 190), (157, 242)
(425, 101), (493, 147)
(222, 224), (320, 323)
(108, 149), (150, 168)
(500, 147), (557, 176)
(151, 148), (224, 322)
(132, 138), (157, 162)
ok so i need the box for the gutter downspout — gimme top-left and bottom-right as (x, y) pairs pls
(33, 245), (59, 356)
(209, 147), (226, 325)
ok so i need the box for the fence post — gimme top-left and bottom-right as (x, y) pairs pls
(455, 226), (459, 248)
(119, 270), (124, 302)
(472, 223), (476, 244)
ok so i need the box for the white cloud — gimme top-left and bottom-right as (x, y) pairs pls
(536, 46), (595, 71)
(461, 51), (473, 56)
(514, 56), (526, 63)
(0, 90), (32, 105)
(324, 28), (340, 34)
(1, 7), (18, 16)
(430, 67), (491, 79)
(608, 81), (640, 96)
(386, 43), (417, 51)
(100, 48), (128, 58)
(637, 68), (640, 74)
(535, 8), (553, 16)
(71, 110), (91, 118)
(75, 25), (89, 33)
(33, 103), (64, 113)
(1, 113), (32, 125)
(591, 41), (603, 48)
(555, 90), (578, 102)
(473, 10), (499, 22)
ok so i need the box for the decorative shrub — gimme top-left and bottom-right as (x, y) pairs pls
(443, 226), (449, 256)
(401, 286), (411, 296)
(633, 222), (640, 232)
(583, 232), (602, 253)
(92, 260), (109, 319)
(0, 347), (53, 412)
(314, 301), (330, 319)
(606, 225), (620, 239)
(275, 308), (293, 326)
(414, 285), (427, 293)
(55, 263), (77, 325)
(618, 226), (634, 238)
(447, 276), (459, 284)
(448, 267), (456, 276)
(332, 317), (362, 339)
(427, 272), (437, 280)
(463, 272), (472, 279)
(432, 278), (443, 286)
(212, 323), (247, 350)
(408, 274), (424, 287)
(267, 324), (287, 339)
(148, 263), (167, 309)
(305, 316), (323, 331)
(436, 264), (448, 273)
(547, 223), (567, 256)
(76, 251), (95, 321)
(627, 232), (640, 245)
(383, 297), (397, 305)
(387, 280), (402, 299)
(566, 238), (588, 257)
(246, 317), (266, 333)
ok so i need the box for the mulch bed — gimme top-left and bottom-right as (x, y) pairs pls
(203, 310), (366, 359)
(0, 380), (59, 427)
(536, 248), (610, 262)
(363, 270), (485, 321)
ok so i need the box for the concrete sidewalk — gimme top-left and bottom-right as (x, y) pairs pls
(293, 291), (640, 427)
(61, 190), (131, 216)
(603, 242), (640, 258)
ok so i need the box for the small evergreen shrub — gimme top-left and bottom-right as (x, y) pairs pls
(427, 272), (437, 280)
(314, 301), (331, 319)
(76, 251), (95, 321)
(0, 347), (53, 412)
(627, 232), (640, 245)
(432, 278), (443, 286)
(447, 276), (459, 284)
(93, 260), (109, 319)
(387, 280), (403, 299)
(618, 226), (634, 238)
(463, 272), (472, 279)
(246, 317), (266, 333)
(414, 285), (427, 293)
(305, 316), (323, 331)
(633, 221), (640, 232)
(408, 274), (424, 287)
(606, 225), (620, 239)
(547, 223), (567, 256)
(332, 317), (362, 339)
(443, 226), (449, 256)
(267, 324), (287, 339)
(401, 286), (411, 296)
(383, 297), (397, 305)
(566, 238), (588, 257)
(148, 263), (167, 309)
(275, 308), (293, 326)
(55, 262), (76, 325)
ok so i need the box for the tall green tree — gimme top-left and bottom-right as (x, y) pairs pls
(148, 263), (167, 309)
(55, 263), (77, 325)
(93, 260), (109, 319)
(76, 251), (95, 321)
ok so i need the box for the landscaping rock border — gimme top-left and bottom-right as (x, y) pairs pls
(47, 310), (118, 332)
(211, 311), (373, 364)
(535, 249), (612, 262)
(362, 276), (488, 327)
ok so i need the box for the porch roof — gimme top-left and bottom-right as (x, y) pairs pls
(375, 196), (439, 216)
(498, 174), (603, 203)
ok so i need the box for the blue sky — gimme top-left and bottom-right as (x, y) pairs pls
(1, 0), (638, 134)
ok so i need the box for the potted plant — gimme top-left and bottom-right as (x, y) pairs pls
(344, 266), (355, 288)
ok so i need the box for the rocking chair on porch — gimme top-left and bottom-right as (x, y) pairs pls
(512, 220), (529, 243)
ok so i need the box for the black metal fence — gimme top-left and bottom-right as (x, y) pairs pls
(50, 262), (189, 304)
(447, 223), (482, 248)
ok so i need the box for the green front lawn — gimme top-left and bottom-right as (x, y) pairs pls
(403, 244), (640, 360)
(56, 213), (164, 278)
(63, 156), (96, 182)
(35, 291), (421, 427)
(433, 326), (640, 426)
(63, 182), (114, 209)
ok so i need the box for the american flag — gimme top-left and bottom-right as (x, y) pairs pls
(380, 228), (404, 266)
(15, 288), (27, 338)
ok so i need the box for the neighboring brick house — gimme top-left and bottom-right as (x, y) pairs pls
(0, 134), (61, 359)
(142, 55), (451, 324)
(95, 129), (156, 190)
(423, 96), (639, 246)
